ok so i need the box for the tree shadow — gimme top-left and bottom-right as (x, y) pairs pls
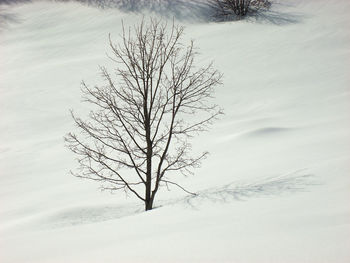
(164, 169), (319, 208)
(0, 0), (303, 25)
(41, 170), (317, 228)
(73, 0), (216, 22)
(42, 203), (144, 228)
(0, 0), (32, 4)
(76, 0), (303, 24)
(77, 0), (303, 24)
(0, 7), (22, 30)
(246, 9), (303, 25)
(2, 169), (317, 231)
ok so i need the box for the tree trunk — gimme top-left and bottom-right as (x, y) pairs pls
(145, 104), (153, 211)
(145, 144), (153, 210)
(145, 196), (154, 211)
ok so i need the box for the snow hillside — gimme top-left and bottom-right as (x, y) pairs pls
(0, 0), (350, 262)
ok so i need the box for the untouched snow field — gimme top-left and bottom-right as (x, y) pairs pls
(1, 0), (349, 262)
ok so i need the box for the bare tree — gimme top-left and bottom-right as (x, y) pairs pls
(65, 19), (222, 211)
(214, 0), (271, 19)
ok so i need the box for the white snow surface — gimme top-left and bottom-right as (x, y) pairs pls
(0, 0), (350, 262)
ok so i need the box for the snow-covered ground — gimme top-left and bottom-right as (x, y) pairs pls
(0, 0), (349, 262)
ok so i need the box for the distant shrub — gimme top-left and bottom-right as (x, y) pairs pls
(214, 0), (271, 19)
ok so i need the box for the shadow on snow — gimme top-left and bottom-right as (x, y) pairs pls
(0, 0), (304, 25)
(162, 169), (318, 208)
(36, 169), (317, 229)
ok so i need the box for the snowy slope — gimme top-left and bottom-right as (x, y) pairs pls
(0, 0), (350, 262)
